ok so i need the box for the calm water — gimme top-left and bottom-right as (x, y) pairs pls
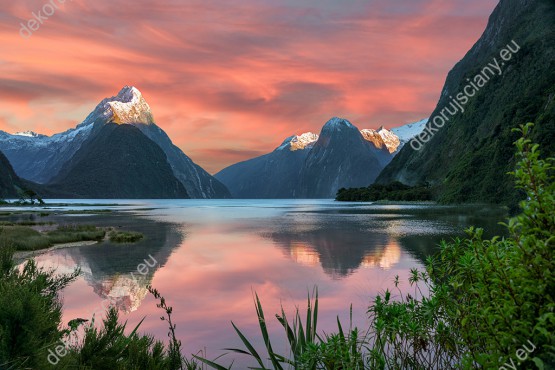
(11, 199), (506, 367)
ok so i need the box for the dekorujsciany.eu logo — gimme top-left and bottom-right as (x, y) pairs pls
(19, 0), (74, 39)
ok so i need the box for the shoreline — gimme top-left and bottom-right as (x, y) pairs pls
(13, 240), (100, 260)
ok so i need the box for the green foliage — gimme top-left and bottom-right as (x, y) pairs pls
(299, 311), (366, 370)
(0, 241), (79, 369)
(0, 226), (52, 250)
(58, 307), (189, 370)
(47, 225), (106, 244)
(0, 237), (199, 369)
(366, 270), (465, 369)
(197, 289), (367, 369)
(16, 188), (45, 205)
(368, 123), (555, 369)
(109, 230), (144, 243)
(438, 123), (555, 367)
(336, 181), (432, 202)
(148, 286), (200, 370)
(0, 224), (106, 251)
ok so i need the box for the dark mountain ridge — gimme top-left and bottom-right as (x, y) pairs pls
(377, 0), (555, 204)
(0, 150), (27, 199)
(48, 124), (189, 199)
(298, 118), (385, 198)
(216, 117), (391, 198)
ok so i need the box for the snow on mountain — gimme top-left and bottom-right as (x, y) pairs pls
(277, 132), (319, 151)
(391, 118), (428, 143)
(360, 126), (400, 153)
(0, 124), (94, 183)
(298, 117), (386, 198)
(377, 127), (401, 153)
(360, 119), (428, 154)
(108, 86), (154, 125)
(0, 87), (147, 183)
(14, 131), (46, 138)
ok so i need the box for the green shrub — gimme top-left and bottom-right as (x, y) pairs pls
(0, 241), (79, 369)
(58, 307), (186, 370)
(367, 123), (555, 369)
(0, 241), (198, 370)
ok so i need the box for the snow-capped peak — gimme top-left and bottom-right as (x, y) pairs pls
(108, 86), (154, 125)
(390, 118), (428, 143)
(278, 132), (319, 151)
(360, 119), (428, 153)
(377, 127), (401, 153)
(290, 132), (319, 151)
(14, 130), (44, 138)
(360, 128), (400, 153)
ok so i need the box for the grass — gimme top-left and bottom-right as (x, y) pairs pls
(47, 225), (106, 244)
(0, 224), (106, 251)
(0, 227), (51, 250)
(0, 221), (55, 226)
(109, 230), (144, 243)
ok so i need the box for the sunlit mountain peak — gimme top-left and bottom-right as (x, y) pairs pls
(108, 86), (154, 125)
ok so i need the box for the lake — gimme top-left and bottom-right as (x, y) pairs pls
(12, 199), (507, 367)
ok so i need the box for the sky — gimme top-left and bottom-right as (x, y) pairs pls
(1, 0), (498, 173)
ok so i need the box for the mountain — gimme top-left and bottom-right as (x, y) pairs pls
(390, 119), (428, 147)
(377, 0), (555, 204)
(216, 117), (425, 198)
(360, 119), (428, 155)
(298, 118), (386, 198)
(48, 124), (189, 199)
(0, 123), (94, 184)
(215, 132), (319, 198)
(0, 86), (231, 199)
(0, 150), (26, 199)
(87, 87), (231, 198)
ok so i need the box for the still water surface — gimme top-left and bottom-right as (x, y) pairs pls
(14, 199), (506, 366)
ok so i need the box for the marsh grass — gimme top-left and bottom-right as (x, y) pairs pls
(0, 226), (51, 250)
(109, 230), (144, 243)
(0, 224), (105, 251)
(47, 225), (106, 244)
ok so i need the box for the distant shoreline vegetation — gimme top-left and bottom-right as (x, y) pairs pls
(336, 181), (432, 202)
